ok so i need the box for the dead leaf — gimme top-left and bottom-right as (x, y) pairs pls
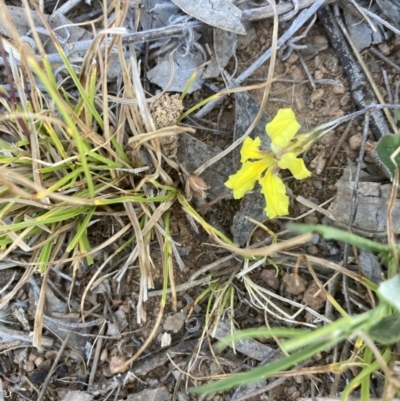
(147, 52), (204, 93)
(203, 28), (237, 79)
(170, 0), (246, 34)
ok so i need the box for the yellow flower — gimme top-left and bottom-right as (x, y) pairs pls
(225, 108), (311, 219)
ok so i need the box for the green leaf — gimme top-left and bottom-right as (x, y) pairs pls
(288, 224), (393, 254)
(375, 134), (400, 181)
(368, 313), (400, 344)
(377, 274), (400, 312)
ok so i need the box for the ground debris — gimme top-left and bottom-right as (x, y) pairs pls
(327, 166), (400, 232)
(127, 386), (170, 401)
(61, 391), (94, 401)
(212, 321), (275, 362)
(170, 0), (246, 34)
(300, 399), (400, 401)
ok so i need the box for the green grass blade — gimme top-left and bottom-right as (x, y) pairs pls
(190, 336), (340, 395)
(66, 207), (95, 252)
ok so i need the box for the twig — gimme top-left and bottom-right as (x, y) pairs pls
(122, 21), (204, 44)
(242, 0), (336, 22)
(326, 119), (353, 168)
(317, 5), (390, 140)
(298, 50), (316, 89)
(333, 4), (397, 133)
(88, 305), (107, 391)
(147, 276), (213, 297)
(342, 113), (370, 315)
(55, 0), (83, 16)
(369, 47), (400, 73)
(0, 328), (53, 347)
(36, 331), (72, 401)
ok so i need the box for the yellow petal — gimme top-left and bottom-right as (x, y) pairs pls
(278, 152), (311, 180)
(240, 137), (266, 162)
(225, 158), (274, 199)
(265, 108), (300, 151)
(260, 168), (289, 219)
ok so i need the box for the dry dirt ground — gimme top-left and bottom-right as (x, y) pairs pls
(0, 1), (399, 400)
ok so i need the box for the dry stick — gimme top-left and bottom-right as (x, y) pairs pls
(88, 305), (107, 391)
(326, 119), (353, 168)
(317, 6), (390, 141)
(242, 0), (336, 21)
(306, 399), (400, 401)
(329, 339), (352, 397)
(369, 47), (400, 73)
(332, 4), (397, 133)
(342, 113), (370, 316)
(36, 331), (72, 401)
(55, 0), (83, 15)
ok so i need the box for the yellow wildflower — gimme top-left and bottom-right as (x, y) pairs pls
(225, 108), (311, 219)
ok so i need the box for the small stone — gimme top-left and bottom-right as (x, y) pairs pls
(306, 245), (319, 255)
(312, 180), (322, 190)
(332, 85), (345, 94)
(44, 351), (57, 360)
(282, 273), (308, 295)
(310, 88), (325, 103)
(161, 332), (171, 347)
(102, 365), (112, 378)
(28, 353), (37, 362)
(23, 361), (35, 372)
(340, 94), (351, 107)
(291, 66), (304, 80)
(286, 53), (299, 65)
(302, 282), (326, 311)
(36, 358), (51, 371)
(55, 364), (69, 379)
(100, 348), (108, 362)
(260, 269), (280, 290)
(304, 213), (319, 225)
(314, 70), (324, 80)
(34, 357), (44, 368)
(313, 35), (329, 49)
(310, 152), (326, 175)
(332, 109), (345, 118)
(163, 312), (185, 333)
(28, 369), (48, 384)
(378, 43), (391, 56)
(349, 134), (362, 150)
(109, 355), (127, 374)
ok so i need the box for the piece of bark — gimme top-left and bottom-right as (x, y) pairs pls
(327, 166), (400, 232)
(318, 6), (390, 140)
